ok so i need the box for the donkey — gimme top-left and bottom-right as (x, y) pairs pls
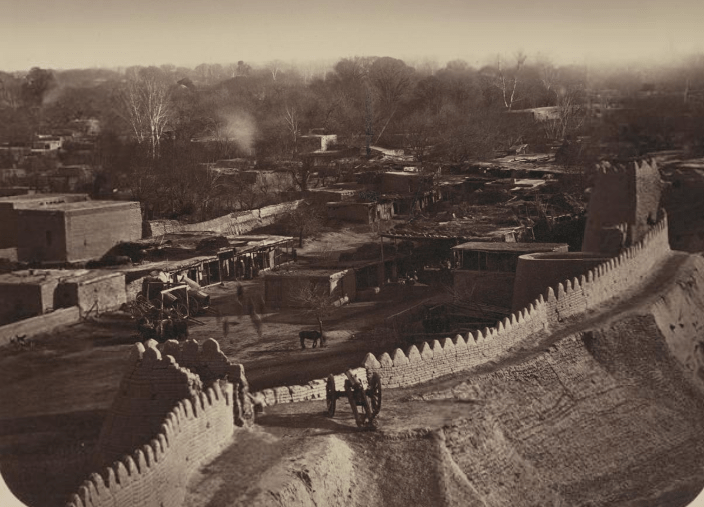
(299, 330), (325, 349)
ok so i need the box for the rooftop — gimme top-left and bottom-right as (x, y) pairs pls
(0, 268), (122, 285)
(452, 242), (568, 253)
(383, 171), (425, 178)
(264, 267), (350, 278)
(473, 155), (578, 175)
(23, 200), (139, 213)
(387, 204), (524, 239)
(0, 193), (88, 206)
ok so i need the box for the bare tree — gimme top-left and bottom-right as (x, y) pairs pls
(543, 86), (587, 141)
(287, 279), (341, 336)
(290, 157), (314, 192)
(283, 104), (300, 156)
(485, 52), (527, 111)
(267, 60), (284, 81)
(119, 67), (173, 158)
(193, 164), (225, 220)
(0, 73), (22, 109)
(284, 202), (323, 247)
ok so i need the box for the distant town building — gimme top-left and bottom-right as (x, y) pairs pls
(16, 200), (142, 263)
(326, 201), (394, 224)
(0, 193), (90, 257)
(0, 269), (126, 325)
(452, 242), (568, 309)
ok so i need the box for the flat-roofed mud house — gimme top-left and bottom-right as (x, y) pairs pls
(379, 171), (441, 215)
(264, 267), (356, 309)
(511, 157), (665, 311)
(16, 200), (142, 263)
(0, 193), (89, 259)
(452, 242), (568, 309)
(117, 234), (295, 301)
(326, 201), (394, 224)
(0, 269), (126, 325)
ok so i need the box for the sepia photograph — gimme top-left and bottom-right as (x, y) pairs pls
(2, 0), (704, 505)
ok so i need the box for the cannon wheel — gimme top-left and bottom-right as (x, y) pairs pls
(345, 380), (365, 427)
(175, 302), (189, 318)
(359, 384), (374, 426)
(369, 373), (382, 418)
(326, 375), (336, 417)
(189, 298), (201, 316)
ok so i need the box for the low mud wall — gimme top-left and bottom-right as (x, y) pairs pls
(0, 307), (80, 346)
(363, 214), (672, 388)
(144, 200), (303, 238)
(251, 367), (368, 407)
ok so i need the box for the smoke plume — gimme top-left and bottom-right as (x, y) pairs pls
(218, 111), (258, 156)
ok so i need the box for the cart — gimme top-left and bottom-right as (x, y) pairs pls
(325, 370), (382, 427)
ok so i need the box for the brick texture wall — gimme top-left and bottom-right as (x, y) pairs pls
(93, 342), (204, 467)
(55, 273), (127, 316)
(66, 382), (234, 507)
(362, 213), (672, 389)
(16, 210), (66, 262)
(583, 158), (663, 253)
(68, 341), (236, 507)
(64, 203), (142, 262)
(251, 367), (369, 408)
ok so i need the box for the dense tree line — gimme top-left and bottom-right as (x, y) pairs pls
(1, 54), (703, 219)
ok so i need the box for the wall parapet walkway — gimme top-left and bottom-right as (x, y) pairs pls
(362, 213), (672, 389)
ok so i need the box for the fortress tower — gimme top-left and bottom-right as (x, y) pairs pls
(582, 157), (665, 256)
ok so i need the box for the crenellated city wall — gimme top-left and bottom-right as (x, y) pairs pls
(252, 367), (369, 408)
(251, 214), (672, 401)
(66, 341), (238, 507)
(361, 212), (671, 388)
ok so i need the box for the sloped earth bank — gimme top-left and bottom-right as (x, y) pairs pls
(190, 253), (704, 506)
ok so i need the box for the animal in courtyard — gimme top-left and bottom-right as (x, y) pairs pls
(299, 330), (325, 349)
(9, 334), (32, 349)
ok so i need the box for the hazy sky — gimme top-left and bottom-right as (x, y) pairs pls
(2, 0), (703, 71)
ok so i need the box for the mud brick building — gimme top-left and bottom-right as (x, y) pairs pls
(16, 200), (141, 263)
(0, 193), (88, 258)
(582, 158), (664, 255)
(452, 242), (568, 309)
(0, 269), (126, 325)
(264, 268), (356, 308)
(326, 201), (394, 224)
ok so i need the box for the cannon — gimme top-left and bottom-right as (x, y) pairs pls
(325, 370), (381, 428)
